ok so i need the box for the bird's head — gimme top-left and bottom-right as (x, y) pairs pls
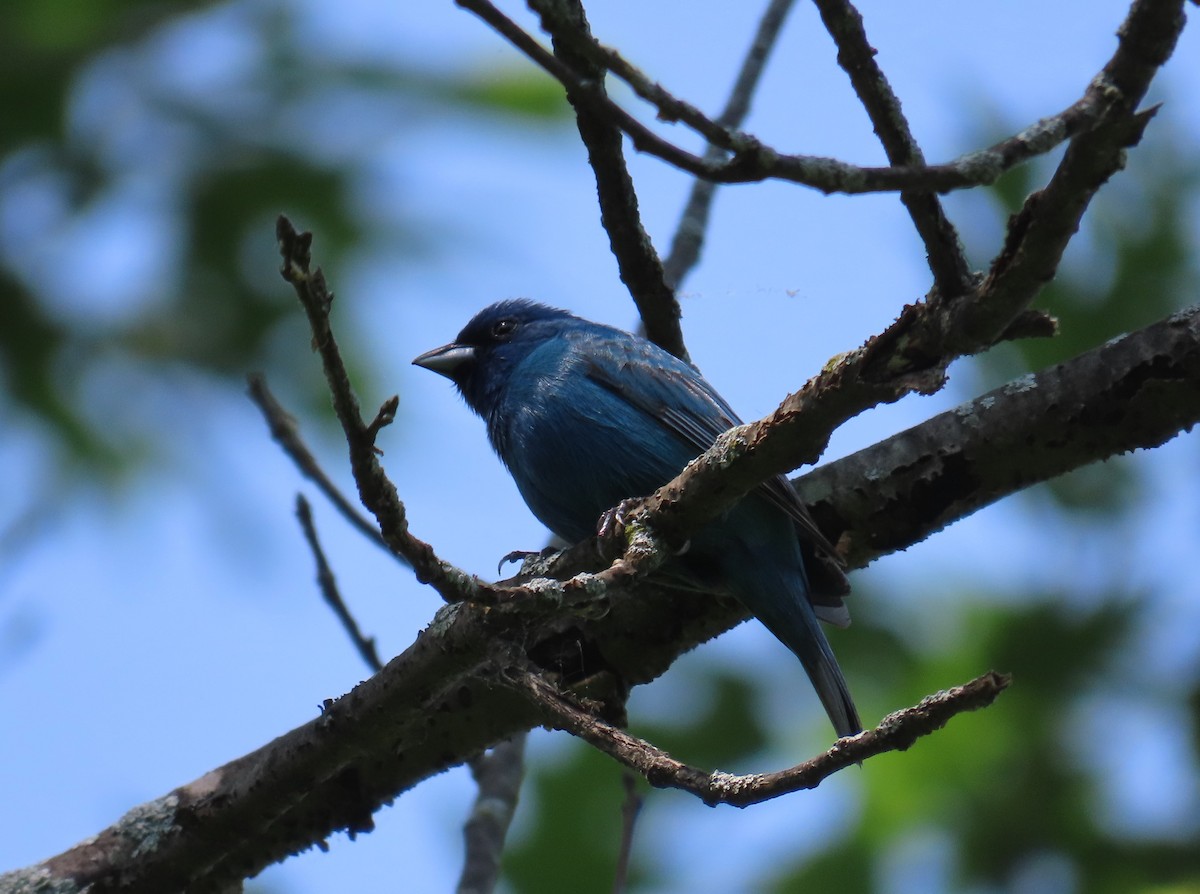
(412, 299), (574, 415)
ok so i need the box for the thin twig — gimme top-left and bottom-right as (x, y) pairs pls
(248, 374), (402, 563)
(663, 0), (796, 289)
(969, 0), (1185, 347)
(809, 0), (973, 298)
(457, 0), (1113, 198)
(295, 494), (385, 671)
(514, 668), (1010, 807)
(275, 215), (482, 605)
(278, 219), (529, 894)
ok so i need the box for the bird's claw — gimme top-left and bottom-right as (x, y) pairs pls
(596, 498), (641, 542)
(497, 549), (542, 575)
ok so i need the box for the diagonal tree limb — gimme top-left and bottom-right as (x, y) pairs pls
(275, 217), (486, 605)
(524, 0), (687, 361)
(15, 302), (1199, 893)
(295, 493), (386, 671)
(965, 0), (1188, 347)
(456, 0), (1122, 198)
(248, 374), (399, 562)
(292, 486), (525, 894)
(663, 0), (797, 289)
(796, 304), (1200, 568)
(810, 0), (974, 297)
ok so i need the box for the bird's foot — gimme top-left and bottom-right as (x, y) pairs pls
(595, 498), (642, 542)
(497, 548), (549, 575)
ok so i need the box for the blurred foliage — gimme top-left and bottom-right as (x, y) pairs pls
(3, 3), (1198, 894)
(0, 0), (567, 479)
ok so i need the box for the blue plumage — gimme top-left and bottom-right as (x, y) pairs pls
(413, 300), (861, 738)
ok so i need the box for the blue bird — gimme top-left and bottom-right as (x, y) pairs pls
(413, 300), (861, 738)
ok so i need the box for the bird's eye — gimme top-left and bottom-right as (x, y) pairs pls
(491, 318), (517, 339)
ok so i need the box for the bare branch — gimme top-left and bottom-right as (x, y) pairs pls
(523, 0), (686, 361)
(967, 0), (1187, 347)
(295, 493), (385, 672)
(457, 0), (1118, 200)
(17, 302), (1200, 891)
(810, 0), (973, 296)
(797, 304), (1200, 604)
(248, 374), (399, 562)
(663, 0), (796, 289)
(512, 667), (1010, 807)
(275, 216), (482, 605)
(457, 734), (528, 894)
(612, 772), (643, 894)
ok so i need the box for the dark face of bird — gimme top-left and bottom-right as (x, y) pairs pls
(412, 300), (572, 416)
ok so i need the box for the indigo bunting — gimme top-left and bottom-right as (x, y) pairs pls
(413, 300), (861, 737)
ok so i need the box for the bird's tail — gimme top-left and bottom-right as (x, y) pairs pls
(730, 561), (862, 738)
(693, 519), (863, 739)
(796, 616), (862, 739)
(759, 598), (862, 738)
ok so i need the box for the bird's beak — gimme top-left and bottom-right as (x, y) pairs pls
(412, 343), (476, 379)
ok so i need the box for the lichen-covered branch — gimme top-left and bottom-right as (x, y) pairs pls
(513, 667), (1010, 807)
(10, 301), (1198, 892)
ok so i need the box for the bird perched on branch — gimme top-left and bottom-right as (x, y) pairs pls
(413, 300), (861, 738)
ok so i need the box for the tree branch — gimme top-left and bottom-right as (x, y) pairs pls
(523, 0), (686, 361)
(662, 0), (796, 289)
(810, 0), (973, 297)
(457, 734), (528, 894)
(16, 301), (1199, 892)
(797, 304), (1200, 568)
(295, 493), (385, 671)
(249, 375), (397, 560)
(966, 0), (1186, 347)
(275, 217), (484, 604)
(512, 667), (1010, 807)
(456, 0), (1123, 199)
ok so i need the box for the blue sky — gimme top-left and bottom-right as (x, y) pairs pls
(2, 2), (1198, 892)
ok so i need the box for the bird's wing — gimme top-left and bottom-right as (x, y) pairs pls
(580, 336), (845, 566)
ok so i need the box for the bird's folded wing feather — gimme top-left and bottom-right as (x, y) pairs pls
(579, 335), (844, 565)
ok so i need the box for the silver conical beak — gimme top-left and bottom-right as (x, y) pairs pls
(412, 343), (476, 379)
